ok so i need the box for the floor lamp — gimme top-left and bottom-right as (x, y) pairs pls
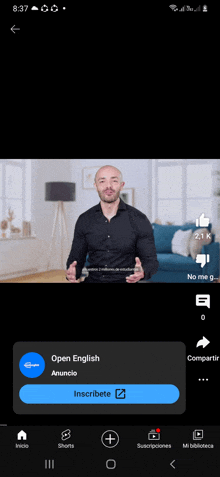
(45, 182), (75, 270)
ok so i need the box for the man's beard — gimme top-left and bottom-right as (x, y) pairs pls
(98, 189), (120, 203)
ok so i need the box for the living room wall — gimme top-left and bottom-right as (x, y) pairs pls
(0, 159), (75, 278)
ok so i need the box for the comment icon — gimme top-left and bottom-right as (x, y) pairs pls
(196, 294), (210, 309)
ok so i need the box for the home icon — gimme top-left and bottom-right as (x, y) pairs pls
(17, 430), (27, 441)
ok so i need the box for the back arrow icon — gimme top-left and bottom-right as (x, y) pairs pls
(170, 460), (176, 469)
(11, 25), (20, 34)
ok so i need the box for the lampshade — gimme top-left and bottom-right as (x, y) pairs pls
(45, 182), (75, 202)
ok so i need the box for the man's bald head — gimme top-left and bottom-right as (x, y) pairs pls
(94, 165), (123, 184)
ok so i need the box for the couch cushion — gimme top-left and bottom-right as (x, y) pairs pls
(171, 229), (193, 256)
(157, 253), (202, 272)
(189, 228), (212, 259)
(152, 224), (180, 253)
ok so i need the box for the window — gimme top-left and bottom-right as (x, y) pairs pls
(152, 159), (213, 224)
(0, 159), (31, 232)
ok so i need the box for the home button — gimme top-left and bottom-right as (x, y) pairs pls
(106, 459), (116, 470)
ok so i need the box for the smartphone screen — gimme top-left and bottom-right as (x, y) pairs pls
(1, 4), (219, 476)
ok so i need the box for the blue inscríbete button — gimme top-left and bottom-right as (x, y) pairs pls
(19, 384), (180, 404)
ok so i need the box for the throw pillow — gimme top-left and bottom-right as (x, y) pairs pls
(189, 228), (212, 260)
(171, 229), (193, 257)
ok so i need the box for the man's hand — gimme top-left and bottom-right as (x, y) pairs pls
(126, 257), (144, 283)
(66, 261), (80, 283)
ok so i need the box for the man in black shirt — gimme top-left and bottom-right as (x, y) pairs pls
(66, 165), (158, 283)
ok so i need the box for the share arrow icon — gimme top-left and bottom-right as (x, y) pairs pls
(196, 336), (210, 349)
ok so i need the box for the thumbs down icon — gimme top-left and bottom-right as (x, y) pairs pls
(196, 254), (210, 268)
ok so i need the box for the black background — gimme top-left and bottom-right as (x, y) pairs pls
(3, 2), (219, 160)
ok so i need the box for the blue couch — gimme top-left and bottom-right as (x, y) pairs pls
(147, 223), (219, 283)
(82, 222), (219, 283)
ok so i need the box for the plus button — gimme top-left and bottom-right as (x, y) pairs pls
(101, 430), (119, 448)
(105, 434), (115, 444)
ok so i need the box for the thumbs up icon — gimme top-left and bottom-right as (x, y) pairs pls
(196, 213), (210, 227)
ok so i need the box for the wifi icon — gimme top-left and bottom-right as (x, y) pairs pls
(31, 6), (39, 10)
(169, 4), (178, 10)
